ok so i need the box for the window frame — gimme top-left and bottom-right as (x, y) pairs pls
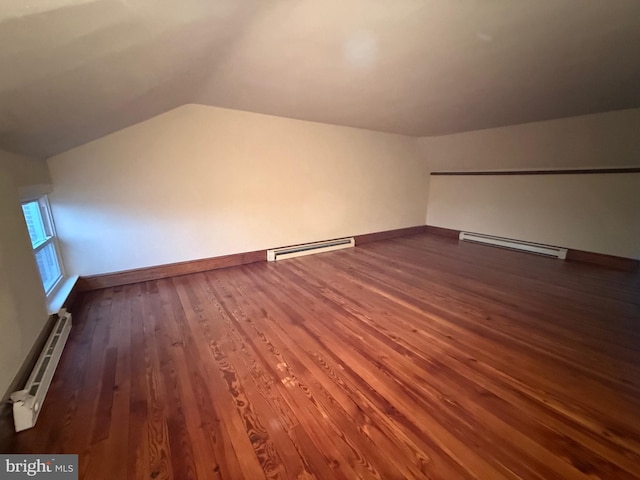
(21, 195), (65, 297)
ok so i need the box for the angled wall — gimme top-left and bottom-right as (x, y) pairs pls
(0, 149), (50, 398)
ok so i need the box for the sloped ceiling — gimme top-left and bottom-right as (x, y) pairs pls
(1, 0), (639, 158)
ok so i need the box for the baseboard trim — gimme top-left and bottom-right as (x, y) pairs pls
(75, 226), (640, 292)
(565, 249), (638, 271)
(354, 225), (428, 245)
(424, 225), (461, 239)
(78, 250), (267, 291)
(425, 224), (639, 271)
(431, 168), (640, 176)
(78, 226), (438, 291)
(62, 277), (81, 312)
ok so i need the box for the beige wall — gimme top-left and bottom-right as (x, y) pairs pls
(419, 108), (640, 171)
(420, 109), (640, 259)
(1, 149), (52, 200)
(427, 173), (640, 259)
(48, 104), (428, 276)
(0, 149), (50, 398)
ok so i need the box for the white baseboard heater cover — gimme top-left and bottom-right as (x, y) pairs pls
(10, 308), (72, 432)
(459, 232), (568, 259)
(267, 237), (355, 261)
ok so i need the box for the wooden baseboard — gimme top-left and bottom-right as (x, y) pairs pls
(424, 225), (461, 239)
(425, 224), (638, 271)
(431, 167), (640, 176)
(78, 250), (267, 291)
(565, 249), (638, 271)
(78, 224), (636, 291)
(354, 225), (428, 245)
(78, 226), (438, 291)
(61, 279), (81, 312)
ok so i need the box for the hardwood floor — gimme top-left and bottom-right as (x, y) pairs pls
(3, 234), (640, 479)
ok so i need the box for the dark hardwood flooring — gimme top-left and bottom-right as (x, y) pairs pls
(3, 234), (640, 479)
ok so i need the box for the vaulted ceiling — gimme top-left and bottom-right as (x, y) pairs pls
(1, 0), (639, 158)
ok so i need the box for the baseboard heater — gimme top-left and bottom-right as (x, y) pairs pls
(10, 309), (72, 432)
(459, 232), (568, 259)
(267, 237), (355, 261)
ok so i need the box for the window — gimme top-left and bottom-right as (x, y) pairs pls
(21, 196), (63, 295)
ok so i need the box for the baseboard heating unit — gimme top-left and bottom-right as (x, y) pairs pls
(10, 309), (72, 432)
(459, 232), (568, 259)
(267, 237), (355, 261)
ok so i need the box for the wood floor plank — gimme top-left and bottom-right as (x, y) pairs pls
(313, 251), (640, 437)
(199, 271), (371, 480)
(292, 261), (640, 476)
(125, 283), (152, 480)
(228, 267), (468, 479)
(215, 269), (433, 479)
(261, 263), (562, 479)
(184, 275), (322, 479)
(105, 285), (132, 480)
(166, 275), (269, 480)
(3, 233), (640, 479)
(209, 274), (415, 480)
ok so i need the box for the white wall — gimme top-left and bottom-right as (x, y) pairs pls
(420, 109), (640, 259)
(427, 173), (640, 259)
(0, 149), (51, 398)
(48, 104), (428, 276)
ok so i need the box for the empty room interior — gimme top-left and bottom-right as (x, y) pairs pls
(1, 1), (640, 479)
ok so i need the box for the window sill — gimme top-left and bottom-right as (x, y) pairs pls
(47, 275), (79, 315)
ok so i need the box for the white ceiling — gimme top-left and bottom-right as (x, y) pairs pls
(1, 0), (639, 158)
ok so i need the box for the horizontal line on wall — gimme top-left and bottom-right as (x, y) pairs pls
(430, 168), (640, 176)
